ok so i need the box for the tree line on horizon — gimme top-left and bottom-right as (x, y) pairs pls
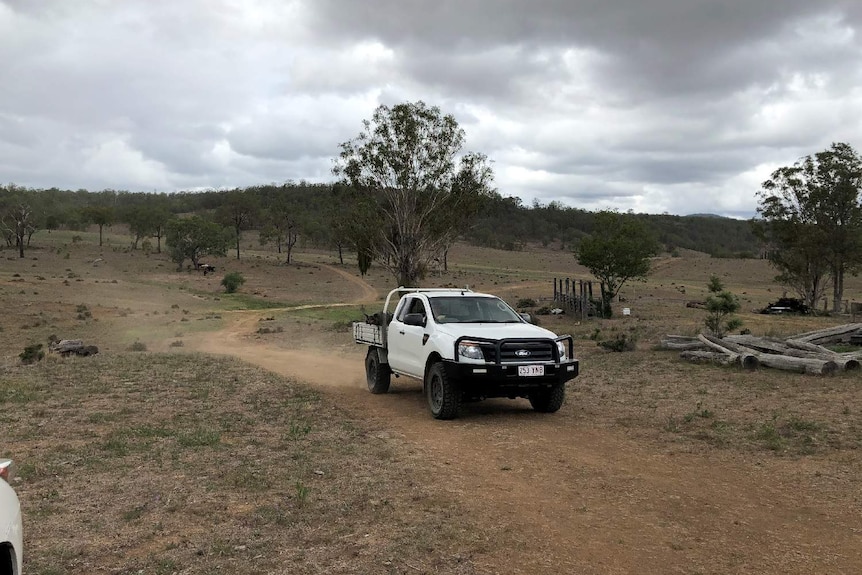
(0, 181), (760, 260)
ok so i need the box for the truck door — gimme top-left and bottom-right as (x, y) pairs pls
(387, 296), (428, 378)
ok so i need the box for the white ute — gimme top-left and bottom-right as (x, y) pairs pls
(354, 287), (579, 419)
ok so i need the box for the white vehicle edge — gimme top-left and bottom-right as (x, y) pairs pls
(0, 459), (23, 575)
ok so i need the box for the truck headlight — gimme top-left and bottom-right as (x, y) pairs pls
(556, 340), (568, 361)
(458, 341), (485, 361)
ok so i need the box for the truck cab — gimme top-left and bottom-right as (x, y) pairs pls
(354, 288), (579, 419)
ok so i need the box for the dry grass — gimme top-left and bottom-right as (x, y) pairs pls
(3, 354), (483, 574)
(3, 229), (862, 573)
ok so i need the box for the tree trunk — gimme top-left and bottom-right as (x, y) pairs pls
(98, 224), (103, 247)
(833, 265), (844, 313)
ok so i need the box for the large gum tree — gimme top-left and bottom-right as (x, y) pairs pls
(756, 142), (862, 312)
(333, 101), (494, 287)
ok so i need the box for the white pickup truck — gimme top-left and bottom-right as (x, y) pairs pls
(354, 287), (579, 419)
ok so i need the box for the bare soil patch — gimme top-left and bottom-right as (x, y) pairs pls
(2, 233), (862, 574)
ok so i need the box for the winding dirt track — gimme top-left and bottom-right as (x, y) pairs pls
(189, 270), (862, 574)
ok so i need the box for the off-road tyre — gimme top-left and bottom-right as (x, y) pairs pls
(426, 362), (461, 420)
(365, 347), (391, 394)
(528, 383), (566, 413)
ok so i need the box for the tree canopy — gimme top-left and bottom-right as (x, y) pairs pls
(165, 216), (230, 271)
(755, 142), (862, 310)
(333, 100), (494, 286)
(576, 210), (659, 317)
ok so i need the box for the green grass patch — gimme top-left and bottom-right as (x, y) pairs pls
(284, 305), (369, 323)
(217, 293), (293, 310)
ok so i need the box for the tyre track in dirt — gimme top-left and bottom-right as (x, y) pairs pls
(186, 270), (862, 574)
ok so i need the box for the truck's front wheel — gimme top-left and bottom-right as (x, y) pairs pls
(365, 347), (391, 394)
(529, 383), (566, 413)
(426, 362), (460, 420)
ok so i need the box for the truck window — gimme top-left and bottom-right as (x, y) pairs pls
(407, 298), (427, 319)
(396, 296), (427, 322)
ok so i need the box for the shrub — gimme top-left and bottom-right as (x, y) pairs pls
(597, 333), (637, 352)
(704, 275), (742, 337)
(516, 298), (537, 308)
(20, 343), (44, 364)
(128, 341), (148, 352)
(221, 272), (246, 294)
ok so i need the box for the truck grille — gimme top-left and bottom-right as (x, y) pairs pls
(499, 341), (555, 363)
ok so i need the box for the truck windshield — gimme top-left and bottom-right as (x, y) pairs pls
(429, 296), (523, 324)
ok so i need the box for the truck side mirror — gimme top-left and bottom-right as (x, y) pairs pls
(403, 313), (426, 327)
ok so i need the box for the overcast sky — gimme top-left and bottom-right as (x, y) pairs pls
(1, 1), (861, 217)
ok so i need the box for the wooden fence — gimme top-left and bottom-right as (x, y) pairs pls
(553, 278), (595, 320)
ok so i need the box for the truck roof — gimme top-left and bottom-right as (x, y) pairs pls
(383, 287), (497, 314)
(394, 288), (492, 297)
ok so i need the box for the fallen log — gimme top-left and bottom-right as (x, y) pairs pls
(50, 339), (100, 357)
(697, 334), (759, 370)
(724, 335), (789, 355)
(680, 350), (737, 365)
(791, 323), (862, 344)
(728, 335), (859, 371)
(784, 339), (838, 355)
(659, 337), (708, 351)
(707, 333), (838, 375)
(755, 354), (837, 376)
(781, 349), (858, 370)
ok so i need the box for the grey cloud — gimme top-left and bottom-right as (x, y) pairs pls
(1, 0), (861, 217)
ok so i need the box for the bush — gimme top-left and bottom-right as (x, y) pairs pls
(221, 272), (246, 294)
(597, 333), (637, 352)
(128, 341), (148, 352)
(516, 298), (537, 308)
(20, 343), (44, 364)
(704, 275), (742, 337)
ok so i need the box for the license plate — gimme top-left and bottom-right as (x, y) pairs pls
(518, 365), (544, 377)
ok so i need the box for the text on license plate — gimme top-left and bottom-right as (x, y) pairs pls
(518, 365), (545, 377)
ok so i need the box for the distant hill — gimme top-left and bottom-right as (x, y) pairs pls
(465, 197), (761, 258)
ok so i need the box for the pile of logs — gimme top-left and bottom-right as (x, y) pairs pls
(50, 339), (99, 357)
(661, 324), (862, 376)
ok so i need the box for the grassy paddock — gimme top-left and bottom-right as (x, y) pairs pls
(2, 354), (485, 575)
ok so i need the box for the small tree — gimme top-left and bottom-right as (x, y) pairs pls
(126, 204), (171, 251)
(165, 216), (230, 271)
(704, 275), (742, 337)
(576, 211), (658, 317)
(82, 206), (114, 247)
(1, 201), (36, 258)
(221, 272), (246, 293)
(216, 189), (259, 260)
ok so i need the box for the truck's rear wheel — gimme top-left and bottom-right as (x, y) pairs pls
(529, 383), (565, 413)
(426, 362), (460, 420)
(365, 348), (391, 394)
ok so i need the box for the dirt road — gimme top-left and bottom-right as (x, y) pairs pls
(188, 276), (862, 574)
